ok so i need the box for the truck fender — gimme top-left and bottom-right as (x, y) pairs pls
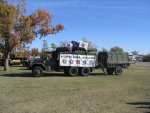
(31, 63), (47, 71)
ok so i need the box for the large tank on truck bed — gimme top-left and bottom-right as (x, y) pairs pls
(98, 52), (129, 75)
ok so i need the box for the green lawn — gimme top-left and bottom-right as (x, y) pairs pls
(0, 64), (150, 113)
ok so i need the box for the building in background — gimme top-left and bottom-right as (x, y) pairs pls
(129, 54), (144, 62)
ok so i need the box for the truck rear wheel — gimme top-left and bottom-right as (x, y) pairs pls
(32, 67), (43, 77)
(68, 67), (78, 77)
(80, 67), (90, 76)
(115, 66), (123, 75)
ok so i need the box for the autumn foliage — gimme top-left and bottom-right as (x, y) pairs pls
(31, 48), (39, 57)
(15, 52), (30, 58)
(0, 0), (64, 71)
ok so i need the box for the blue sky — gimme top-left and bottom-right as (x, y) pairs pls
(26, 0), (150, 54)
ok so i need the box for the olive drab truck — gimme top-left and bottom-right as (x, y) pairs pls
(98, 52), (129, 75)
(31, 46), (97, 77)
(31, 41), (129, 77)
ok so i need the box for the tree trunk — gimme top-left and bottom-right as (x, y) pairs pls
(4, 53), (10, 71)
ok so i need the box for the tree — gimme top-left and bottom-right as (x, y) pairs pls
(15, 51), (30, 58)
(0, 0), (6, 3)
(12, 45), (30, 58)
(60, 41), (68, 47)
(51, 43), (57, 50)
(0, 1), (64, 71)
(42, 40), (49, 52)
(143, 54), (150, 62)
(82, 38), (97, 49)
(131, 51), (139, 55)
(110, 46), (124, 52)
(31, 48), (39, 57)
(101, 47), (108, 52)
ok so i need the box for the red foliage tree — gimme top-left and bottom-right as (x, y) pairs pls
(0, 1), (64, 71)
(31, 48), (39, 57)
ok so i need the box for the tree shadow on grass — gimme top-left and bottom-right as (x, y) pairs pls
(127, 102), (150, 113)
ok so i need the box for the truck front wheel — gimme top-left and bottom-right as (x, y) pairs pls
(32, 67), (43, 77)
(115, 66), (123, 75)
(68, 67), (78, 77)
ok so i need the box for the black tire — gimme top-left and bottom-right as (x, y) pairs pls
(32, 67), (43, 77)
(106, 68), (114, 75)
(80, 67), (90, 76)
(68, 67), (79, 77)
(115, 66), (123, 75)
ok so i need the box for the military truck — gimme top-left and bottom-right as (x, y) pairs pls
(0, 52), (27, 66)
(31, 47), (96, 77)
(30, 45), (129, 77)
(98, 52), (129, 75)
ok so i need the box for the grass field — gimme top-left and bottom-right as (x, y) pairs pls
(0, 63), (150, 113)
